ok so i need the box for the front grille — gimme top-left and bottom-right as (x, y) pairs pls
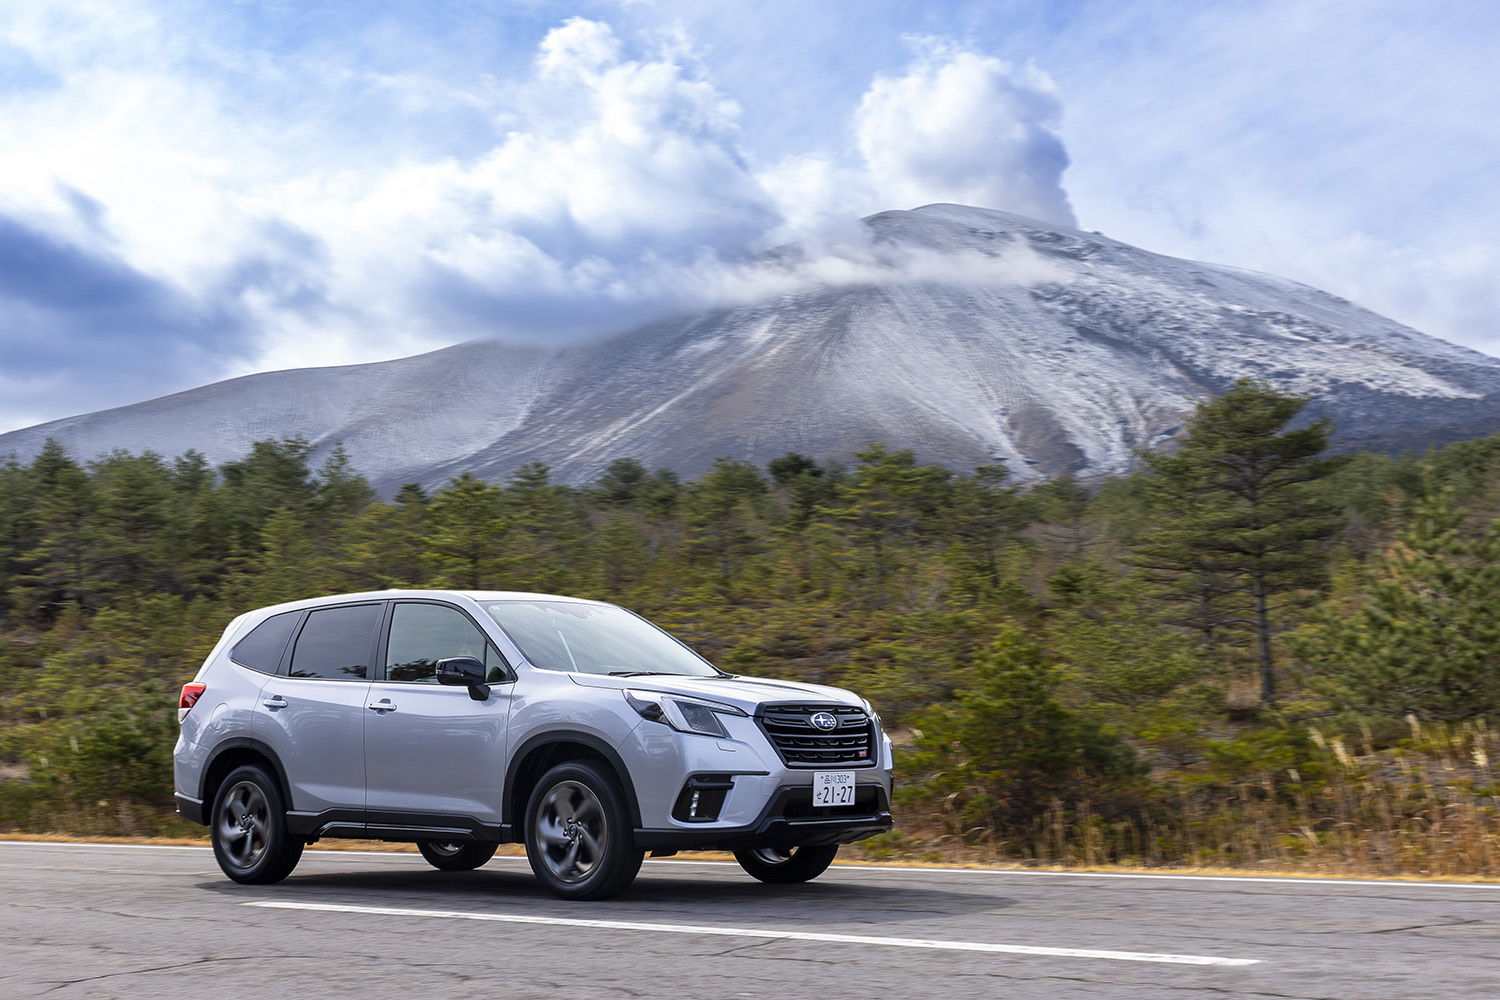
(758, 704), (876, 768)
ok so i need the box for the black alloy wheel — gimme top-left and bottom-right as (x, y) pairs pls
(733, 844), (839, 884)
(210, 764), (304, 884)
(525, 761), (642, 900)
(417, 840), (499, 871)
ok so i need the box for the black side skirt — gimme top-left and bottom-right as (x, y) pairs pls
(284, 808), (510, 844)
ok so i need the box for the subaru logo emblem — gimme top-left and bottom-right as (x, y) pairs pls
(810, 712), (838, 731)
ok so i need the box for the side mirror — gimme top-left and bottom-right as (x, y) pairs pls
(435, 656), (490, 701)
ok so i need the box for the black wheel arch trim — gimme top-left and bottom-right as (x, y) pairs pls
(503, 730), (643, 829)
(196, 738), (295, 825)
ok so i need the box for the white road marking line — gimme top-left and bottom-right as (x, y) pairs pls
(813, 865), (1500, 891)
(0, 841), (411, 858)
(3, 842), (1498, 892)
(643, 858), (1500, 892)
(243, 900), (1260, 967)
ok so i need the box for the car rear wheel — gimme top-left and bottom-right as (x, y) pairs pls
(417, 840), (498, 871)
(525, 761), (642, 900)
(210, 764), (303, 884)
(733, 844), (839, 884)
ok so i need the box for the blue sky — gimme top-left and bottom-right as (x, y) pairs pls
(1, 0), (1497, 433)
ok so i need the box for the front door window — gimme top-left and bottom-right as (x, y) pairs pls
(386, 602), (508, 683)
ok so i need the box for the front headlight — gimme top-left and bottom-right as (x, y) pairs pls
(623, 689), (747, 739)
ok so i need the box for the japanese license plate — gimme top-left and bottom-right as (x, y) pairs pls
(812, 770), (856, 807)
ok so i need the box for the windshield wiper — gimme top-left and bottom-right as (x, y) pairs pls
(607, 670), (665, 677)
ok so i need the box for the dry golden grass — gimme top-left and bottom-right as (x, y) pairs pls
(6, 720), (1497, 881)
(867, 717), (1500, 880)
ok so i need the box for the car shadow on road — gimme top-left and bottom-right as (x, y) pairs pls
(199, 860), (1016, 925)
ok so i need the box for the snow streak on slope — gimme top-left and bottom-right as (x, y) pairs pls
(3, 205), (1499, 492)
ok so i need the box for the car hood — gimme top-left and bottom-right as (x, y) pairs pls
(567, 672), (866, 714)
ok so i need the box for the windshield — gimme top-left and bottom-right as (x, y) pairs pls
(483, 601), (720, 677)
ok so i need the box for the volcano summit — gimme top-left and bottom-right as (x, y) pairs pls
(4, 204), (1499, 492)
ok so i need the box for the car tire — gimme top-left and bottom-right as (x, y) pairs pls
(417, 840), (499, 871)
(525, 761), (642, 900)
(210, 764), (304, 885)
(733, 845), (839, 884)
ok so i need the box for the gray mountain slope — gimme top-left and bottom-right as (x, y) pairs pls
(4, 204), (1500, 493)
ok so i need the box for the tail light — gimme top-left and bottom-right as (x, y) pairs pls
(178, 683), (207, 724)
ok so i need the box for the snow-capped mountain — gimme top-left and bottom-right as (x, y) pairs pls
(4, 204), (1500, 493)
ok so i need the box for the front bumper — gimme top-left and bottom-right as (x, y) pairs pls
(634, 782), (893, 851)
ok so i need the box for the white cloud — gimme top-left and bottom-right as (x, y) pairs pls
(0, 12), (793, 420)
(6, 0), (1492, 441)
(0, 7), (1096, 432)
(853, 41), (1075, 227)
(753, 155), (873, 247)
(753, 40), (1078, 246)
(276, 16), (785, 349)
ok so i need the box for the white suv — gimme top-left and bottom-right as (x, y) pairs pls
(173, 590), (894, 899)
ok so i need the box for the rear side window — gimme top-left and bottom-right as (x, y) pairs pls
(288, 604), (382, 680)
(230, 611), (302, 674)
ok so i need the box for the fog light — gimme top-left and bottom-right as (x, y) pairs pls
(672, 776), (734, 822)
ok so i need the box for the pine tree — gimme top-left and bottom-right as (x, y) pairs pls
(1048, 578), (1205, 710)
(13, 441), (101, 617)
(503, 462), (588, 592)
(87, 451), (177, 597)
(595, 512), (650, 598)
(913, 628), (1141, 832)
(768, 452), (838, 530)
(313, 444), (376, 519)
(218, 437), (318, 551)
(684, 457), (769, 586)
(345, 485), (431, 590)
(591, 458), (649, 508)
(422, 473), (514, 588)
(941, 465), (1027, 591)
(0, 454), (37, 613)
(160, 449), (222, 594)
(218, 508), (329, 608)
(1293, 487), (1500, 720)
(818, 444), (950, 596)
(1126, 461), (1242, 647)
(1030, 473), (1101, 563)
(1131, 380), (1347, 702)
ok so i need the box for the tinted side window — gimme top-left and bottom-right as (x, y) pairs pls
(230, 611), (301, 674)
(288, 605), (381, 680)
(386, 603), (510, 683)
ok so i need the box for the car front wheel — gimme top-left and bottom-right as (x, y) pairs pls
(733, 844), (839, 884)
(210, 764), (303, 885)
(525, 761), (642, 900)
(417, 840), (498, 871)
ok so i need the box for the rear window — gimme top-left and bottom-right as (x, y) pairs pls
(229, 611), (302, 674)
(288, 604), (382, 680)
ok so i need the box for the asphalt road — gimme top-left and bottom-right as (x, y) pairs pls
(3, 842), (1499, 999)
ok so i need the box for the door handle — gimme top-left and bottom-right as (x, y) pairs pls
(366, 700), (398, 712)
(262, 697), (288, 709)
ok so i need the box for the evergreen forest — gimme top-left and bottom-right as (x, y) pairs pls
(3, 380), (1499, 875)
